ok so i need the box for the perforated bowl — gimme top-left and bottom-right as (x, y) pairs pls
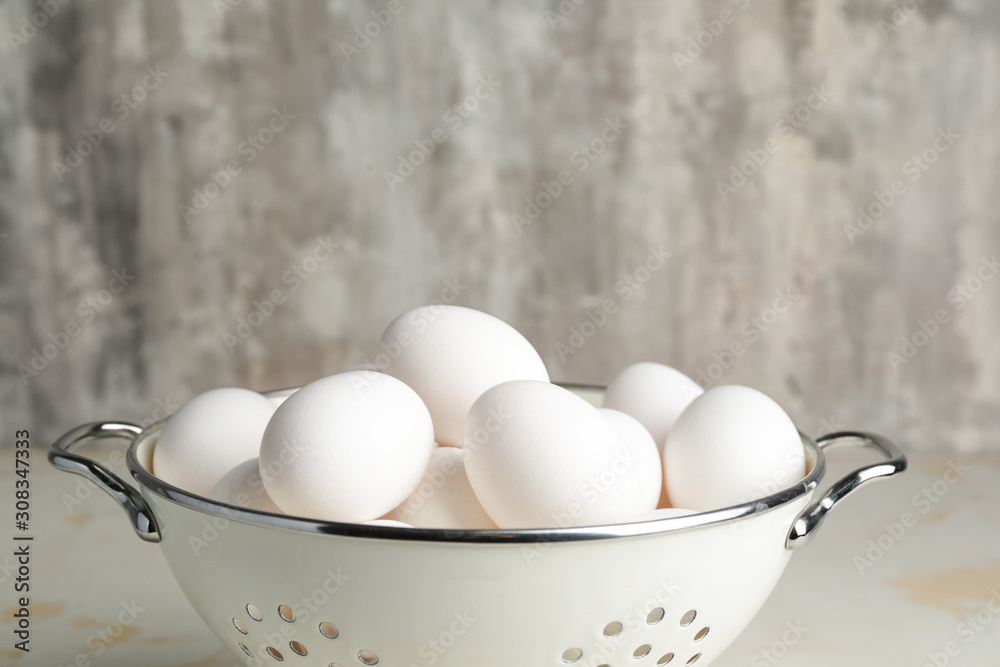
(49, 385), (905, 667)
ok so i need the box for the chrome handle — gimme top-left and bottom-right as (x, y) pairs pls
(785, 431), (907, 549)
(49, 422), (161, 543)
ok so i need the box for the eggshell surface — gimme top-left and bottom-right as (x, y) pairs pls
(152, 388), (276, 497)
(209, 458), (282, 513)
(664, 385), (805, 511)
(602, 362), (703, 452)
(598, 408), (662, 514)
(380, 305), (549, 447)
(385, 447), (496, 529)
(464, 380), (645, 529)
(259, 371), (435, 523)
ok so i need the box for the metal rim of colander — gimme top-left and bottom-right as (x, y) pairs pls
(124, 383), (827, 544)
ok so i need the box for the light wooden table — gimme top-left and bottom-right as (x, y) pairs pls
(7, 444), (999, 667)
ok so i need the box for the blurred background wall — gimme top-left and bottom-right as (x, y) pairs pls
(0, 0), (997, 451)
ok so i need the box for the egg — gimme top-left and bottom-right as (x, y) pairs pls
(208, 458), (282, 513)
(598, 409), (662, 514)
(259, 371), (435, 523)
(379, 305), (549, 447)
(384, 447), (496, 529)
(663, 385), (805, 511)
(152, 388), (276, 497)
(602, 362), (704, 453)
(362, 519), (414, 528)
(464, 380), (646, 529)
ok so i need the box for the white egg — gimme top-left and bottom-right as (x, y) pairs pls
(380, 305), (549, 447)
(384, 447), (496, 529)
(598, 409), (662, 515)
(602, 362), (703, 452)
(362, 519), (414, 528)
(152, 388), (276, 497)
(663, 385), (806, 511)
(208, 458), (282, 513)
(259, 371), (435, 523)
(464, 380), (645, 529)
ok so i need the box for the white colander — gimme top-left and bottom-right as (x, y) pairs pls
(49, 385), (906, 667)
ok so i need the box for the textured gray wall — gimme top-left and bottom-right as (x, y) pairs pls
(1, 0), (997, 452)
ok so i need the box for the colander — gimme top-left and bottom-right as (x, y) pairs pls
(49, 385), (906, 667)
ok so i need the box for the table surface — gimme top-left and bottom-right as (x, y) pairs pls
(7, 441), (1000, 667)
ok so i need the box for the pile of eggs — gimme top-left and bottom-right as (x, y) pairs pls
(151, 305), (806, 530)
